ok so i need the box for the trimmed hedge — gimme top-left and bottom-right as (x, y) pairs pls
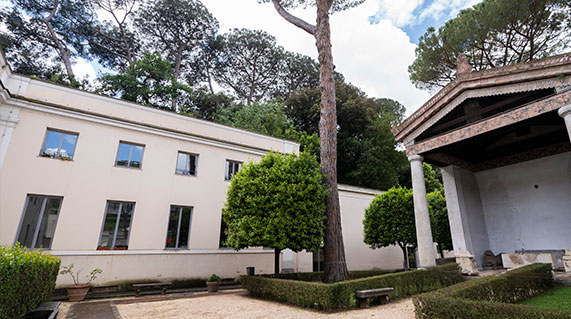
(263, 269), (401, 282)
(414, 263), (571, 319)
(239, 263), (462, 310)
(0, 244), (61, 319)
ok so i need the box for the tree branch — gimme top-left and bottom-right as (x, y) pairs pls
(271, 0), (316, 35)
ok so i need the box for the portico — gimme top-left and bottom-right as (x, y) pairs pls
(393, 53), (571, 272)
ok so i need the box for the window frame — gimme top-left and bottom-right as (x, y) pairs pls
(224, 160), (243, 180)
(164, 205), (193, 250)
(97, 201), (135, 250)
(175, 151), (199, 177)
(114, 141), (145, 169)
(39, 128), (79, 160)
(14, 194), (63, 250)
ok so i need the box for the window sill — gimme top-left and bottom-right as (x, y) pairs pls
(113, 165), (142, 170)
(175, 173), (198, 178)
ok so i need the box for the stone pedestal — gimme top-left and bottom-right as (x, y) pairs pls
(564, 249), (571, 273)
(559, 105), (571, 142)
(455, 250), (478, 275)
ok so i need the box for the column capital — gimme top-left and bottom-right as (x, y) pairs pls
(558, 105), (571, 119)
(408, 154), (424, 162)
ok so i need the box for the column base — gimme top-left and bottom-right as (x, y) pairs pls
(455, 250), (479, 275)
(563, 249), (571, 273)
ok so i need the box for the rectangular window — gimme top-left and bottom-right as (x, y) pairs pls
(16, 195), (63, 249)
(116, 142), (144, 168)
(40, 129), (78, 160)
(165, 206), (192, 249)
(175, 152), (198, 176)
(225, 160), (242, 180)
(98, 201), (134, 250)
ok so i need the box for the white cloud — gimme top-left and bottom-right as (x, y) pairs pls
(418, 0), (481, 23)
(73, 58), (98, 82)
(371, 0), (424, 27)
(201, 0), (430, 115)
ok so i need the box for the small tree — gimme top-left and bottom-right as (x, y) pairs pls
(363, 186), (415, 270)
(427, 190), (452, 257)
(223, 152), (326, 275)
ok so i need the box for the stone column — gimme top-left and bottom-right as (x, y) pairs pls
(559, 105), (571, 142)
(409, 155), (437, 268)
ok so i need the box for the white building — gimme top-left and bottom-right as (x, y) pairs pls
(0, 52), (403, 287)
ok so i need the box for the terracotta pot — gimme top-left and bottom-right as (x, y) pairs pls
(206, 281), (220, 293)
(66, 284), (91, 302)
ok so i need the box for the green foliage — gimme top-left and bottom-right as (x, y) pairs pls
(363, 186), (415, 268)
(59, 264), (102, 285)
(0, 243), (61, 319)
(207, 274), (221, 282)
(230, 102), (294, 139)
(256, 0), (365, 12)
(239, 263), (462, 310)
(409, 0), (571, 91)
(521, 286), (571, 311)
(285, 80), (408, 190)
(223, 152), (326, 252)
(97, 51), (194, 110)
(423, 163), (443, 193)
(427, 190), (452, 251)
(413, 263), (569, 319)
(264, 269), (400, 282)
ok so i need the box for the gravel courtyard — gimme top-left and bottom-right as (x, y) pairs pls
(116, 290), (416, 319)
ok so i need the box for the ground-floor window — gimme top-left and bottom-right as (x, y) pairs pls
(165, 205), (192, 249)
(98, 201), (135, 250)
(16, 195), (63, 249)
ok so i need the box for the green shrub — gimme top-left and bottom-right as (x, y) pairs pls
(262, 269), (401, 282)
(239, 263), (462, 310)
(413, 263), (571, 319)
(0, 244), (61, 319)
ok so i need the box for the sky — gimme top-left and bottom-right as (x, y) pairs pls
(27, 0), (482, 116)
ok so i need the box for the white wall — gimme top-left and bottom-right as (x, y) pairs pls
(477, 152), (571, 254)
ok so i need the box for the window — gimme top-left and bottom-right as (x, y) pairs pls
(225, 160), (242, 180)
(16, 195), (63, 249)
(175, 152), (198, 176)
(116, 142), (144, 168)
(165, 206), (192, 249)
(98, 201), (134, 250)
(40, 129), (78, 160)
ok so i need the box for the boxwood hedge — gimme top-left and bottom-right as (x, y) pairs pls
(239, 263), (462, 310)
(414, 263), (571, 319)
(262, 269), (401, 282)
(0, 244), (61, 319)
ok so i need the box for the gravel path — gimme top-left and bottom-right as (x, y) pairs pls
(116, 291), (416, 319)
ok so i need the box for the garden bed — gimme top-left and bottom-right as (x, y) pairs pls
(239, 263), (462, 310)
(414, 263), (571, 319)
(520, 285), (571, 311)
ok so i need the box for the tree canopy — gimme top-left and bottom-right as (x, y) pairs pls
(409, 0), (571, 91)
(222, 152), (326, 274)
(427, 190), (452, 254)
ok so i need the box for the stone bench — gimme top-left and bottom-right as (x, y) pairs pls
(132, 282), (172, 297)
(355, 287), (394, 308)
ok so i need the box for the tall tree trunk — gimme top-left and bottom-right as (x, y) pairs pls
(316, 0), (348, 283)
(400, 244), (409, 270)
(274, 248), (280, 275)
(43, 0), (75, 83)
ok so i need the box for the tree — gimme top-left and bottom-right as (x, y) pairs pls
(423, 163), (444, 193)
(427, 190), (452, 257)
(2, 0), (94, 83)
(82, 0), (141, 71)
(223, 152), (327, 275)
(260, 0), (365, 283)
(409, 0), (571, 91)
(97, 51), (194, 110)
(363, 186), (415, 270)
(273, 52), (320, 99)
(213, 28), (285, 105)
(135, 0), (218, 109)
(228, 102), (294, 139)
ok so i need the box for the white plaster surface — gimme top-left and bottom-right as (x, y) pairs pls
(476, 152), (571, 254)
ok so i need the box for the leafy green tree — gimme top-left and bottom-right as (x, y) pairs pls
(97, 51), (193, 110)
(184, 87), (234, 122)
(423, 163), (444, 193)
(223, 152), (327, 275)
(427, 190), (452, 256)
(213, 29), (284, 105)
(363, 186), (415, 270)
(2, 0), (94, 82)
(259, 0), (365, 283)
(230, 102), (293, 139)
(273, 52), (320, 99)
(409, 0), (571, 91)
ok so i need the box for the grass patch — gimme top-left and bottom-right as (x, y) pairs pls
(520, 285), (571, 311)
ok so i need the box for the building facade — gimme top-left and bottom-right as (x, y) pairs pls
(0, 53), (402, 287)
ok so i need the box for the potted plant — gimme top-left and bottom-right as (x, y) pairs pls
(59, 264), (102, 302)
(206, 274), (221, 293)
